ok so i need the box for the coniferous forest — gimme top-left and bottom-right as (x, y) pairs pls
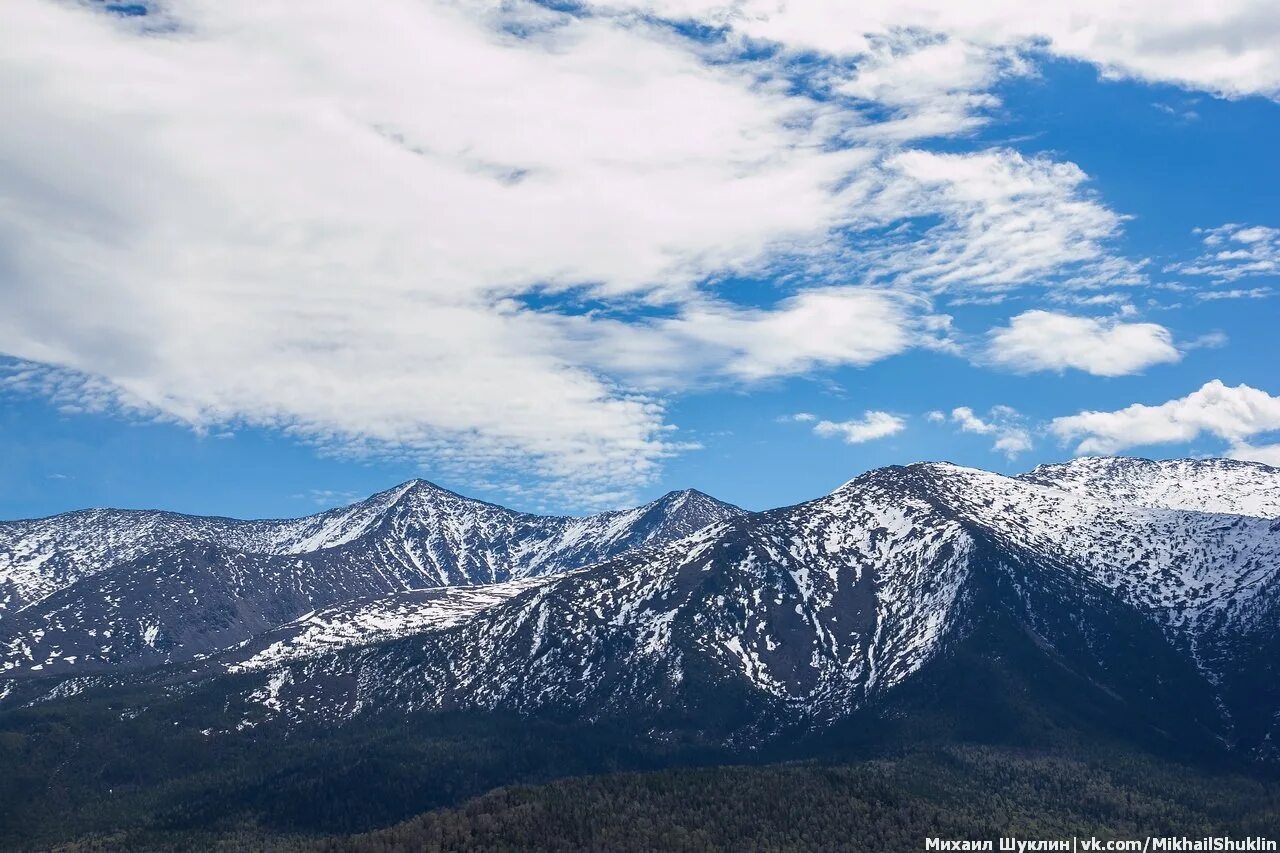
(4, 640), (1279, 852)
(307, 748), (1280, 853)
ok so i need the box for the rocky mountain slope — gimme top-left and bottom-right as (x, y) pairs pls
(3, 457), (1278, 761)
(0, 483), (741, 675)
(204, 460), (1280, 757)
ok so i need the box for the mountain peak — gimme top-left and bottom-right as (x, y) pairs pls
(831, 461), (959, 497)
(8, 455), (1280, 764)
(647, 487), (742, 521)
(653, 487), (730, 507)
(373, 478), (519, 514)
(388, 477), (457, 498)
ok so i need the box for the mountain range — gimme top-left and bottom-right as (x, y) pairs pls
(3, 456), (1279, 763)
(0, 483), (739, 677)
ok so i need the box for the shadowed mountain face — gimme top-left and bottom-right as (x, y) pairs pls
(2, 458), (1279, 763)
(0, 483), (742, 675)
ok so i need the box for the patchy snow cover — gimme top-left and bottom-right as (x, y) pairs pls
(0, 483), (741, 614)
(226, 578), (551, 672)
(0, 481), (421, 611)
(919, 461), (1280, 746)
(215, 460), (1280, 756)
(0, 484), (740, 675)
(1021, 456), (1280, 518)
(922, 463), (1280, 627)
(222, 467), (978, 736)
(5, 459), (1279, 757)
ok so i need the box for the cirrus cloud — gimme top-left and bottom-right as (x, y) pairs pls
(1169, 224), (1280, 282)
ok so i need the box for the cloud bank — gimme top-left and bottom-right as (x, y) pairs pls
(2, 0), (1274, 501)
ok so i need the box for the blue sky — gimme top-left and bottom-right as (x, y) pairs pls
(2, 1), (1279, 519)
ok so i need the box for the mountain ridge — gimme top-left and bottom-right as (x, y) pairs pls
(0, 484), (743, 676)
(1018, 455), (1280, 517)
(191, 459), (1280, 758)
(2, 456), (1278, 763)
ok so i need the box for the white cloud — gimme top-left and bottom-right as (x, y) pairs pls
(987, 310), (1181, 376)
(849, 150), (1140, 291)
(834, 34), (1030, 140)
(993, 433), (1035, 459)
(659, 289), (917, 382)
(1153, 102), (1201, 122)
(1182, 332), (1229, 352)
(297, 488), (362, 508)
(0, 0), (885, 502)
(1196, 287), (1273, 300)
(1169, 224), (1280, 281)
(0, 0), (1178, 502)
(1052, 380), (1280, 455)
(944, 405), (1033, 458)
(546, 288), (922, 391)
(628, 0), (1280, 100)
(1048, 292), (1133, 307)
(1227, 442), (1280, 467)
(813, 411), (906, 444)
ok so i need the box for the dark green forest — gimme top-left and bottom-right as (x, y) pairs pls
(5, 679), (1280, 852)
(311, 747), (1280, 853)
(5, 624), (1278, 851)
(0, 684), (719, 851)
(31, 743), (1280, 852)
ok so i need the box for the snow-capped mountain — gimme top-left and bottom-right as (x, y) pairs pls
(4, 458), (1279, 760)
(219, 465), (976, 741)
(226, 578), (553, 674)
(926, 463), (1280, 757)
(0, 481), (423, 612)
(0, 483), (741, 675)
(210, 460), (1280, 756)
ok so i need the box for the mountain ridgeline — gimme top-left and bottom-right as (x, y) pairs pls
(3, 456), (1280, 849)
(3, 458), (1279, 756)
(187, 457), (1280, 761)
(0, 483), (741, 676)
(3, 459), (1280, 752)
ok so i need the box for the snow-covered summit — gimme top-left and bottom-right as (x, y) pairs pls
(0, 480), (742, 615)
(1019, 456), (1280, 518)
